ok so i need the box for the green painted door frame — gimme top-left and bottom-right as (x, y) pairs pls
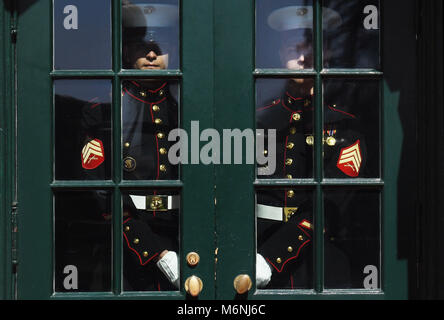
(0, 0), (434, 299)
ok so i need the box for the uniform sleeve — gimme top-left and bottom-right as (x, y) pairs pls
(258, 215), (313, 273)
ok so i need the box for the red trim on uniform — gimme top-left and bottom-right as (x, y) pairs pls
(257, 99), (281, 111)
(123, 88), (167, 106)
(328, 106), (356, 119)
(123, 217), (132, 224)
(124, 88), (149, 103)
(281, 100), (302, 114)
(122, 231), (159, 266)
(265, 239), (311, 273)
(131, 81), (141, 87)
(283, 135), (289, 175)
(90, 103), (100, 109)
(149, 82), (167, 93)
(297, 225), (311, 239)
(149, 103), (161, 181)
(158, 282), (161, 291)
(285, 92), (304, 101)
(299, 219), (313, 231)
(290, 274), (294, 289)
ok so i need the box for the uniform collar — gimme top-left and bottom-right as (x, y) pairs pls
(124, 80), (168, 102)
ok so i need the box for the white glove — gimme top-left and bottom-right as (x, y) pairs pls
(256, 253), (272, 288)
(156, 251), (179, 288)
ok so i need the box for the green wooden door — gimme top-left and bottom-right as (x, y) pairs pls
(14, 0), (413, 300)
(16, 0), (215, 299)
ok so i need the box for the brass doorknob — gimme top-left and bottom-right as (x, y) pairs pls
(233, 274), (252, 294)
(184, 276), (203, 297)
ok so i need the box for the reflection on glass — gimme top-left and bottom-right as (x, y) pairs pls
(256, 189), (313, 290)
(121, 80), (179, 180)
(256, 78), (314, 179)
(122, 0), (180, 70)
(324, 189), (380, 289)
(122, 190), (180, 291)
(54, 80), (112, 180)
(323, 0), (380, 69)
(323, 79), (380, 178)
(54, 191), (112, 292)
(256, 0), (314, 69)
(53, 0), (112, 70)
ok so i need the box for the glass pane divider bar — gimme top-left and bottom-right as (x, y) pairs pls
(49, 181), (184, 189)
(253, 69), (382, 78)
(112, 0), (121, 294)
(118, 70), (183, 78)
(314, 0), (324, 294)
(253, 69), (317, 77)
(50, 71), (115, 78)
(112, 73), (122, 294)
(253, 179), (384, 187)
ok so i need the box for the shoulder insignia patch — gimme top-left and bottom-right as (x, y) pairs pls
(337, 140), (362, 177)
(81, 139), (105, 170)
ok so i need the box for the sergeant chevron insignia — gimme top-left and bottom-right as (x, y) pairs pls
(81, 139), (105, 170)
(337, 140), (362, 177)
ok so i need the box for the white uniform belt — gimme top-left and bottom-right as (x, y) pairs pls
(256, 204), (299, 222)
(130, 195), (180, 211)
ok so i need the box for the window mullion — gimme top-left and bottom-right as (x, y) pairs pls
(112, 0), (122, 295)
(314, 0), (324, 294)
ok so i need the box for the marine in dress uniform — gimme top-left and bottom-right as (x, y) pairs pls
(256, 5), (362, 289)
(79, 2), (181, 291)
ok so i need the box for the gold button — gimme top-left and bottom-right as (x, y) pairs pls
(292, 113), (301, 121)
(286, 142), (294, 150)
(124, 226), (130, 232)
(159, 148), (167, 155)
(264, 150), (268, 155)
(326, 136), (336, 146)
(286, 174), (293, 179)
(143, 251), (149, 257)
(159, 89), (164, 97)
(287, 98), (292, 104)
(287, 190), (295, 198)
(285, 158), (293, 166)
(133, 238), (140, 245)
(159, 164), (167, 172)
(157, 132), (164, 139)
(289, 127), (297, 135)
(276, 258), (282, 264)
(152, 105), (160, 112)
(306, 135), (314, 146)
(140, 91), (146, 97)
(298, 235), (304, 241)
(154, 118), (162, 125)
(124, 142), (130, 148)
(288, 246), (293, 253)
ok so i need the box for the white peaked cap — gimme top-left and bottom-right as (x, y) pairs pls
(123, 3), (179, 28)
(267, 6), (342, 31)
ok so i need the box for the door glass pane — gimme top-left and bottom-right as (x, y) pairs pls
(256, 78), (314, 179)
(256, 189), (314, 290)
(121, 80), (179, 180)
(323, 79), (380, 179)
(122, 190), (180, 291)
(324, 189), (380, 289)
(53, 0), (112, 70)
(54, 190), (112, 292)
(54, 80), (112, 180)
(122, 0), (180, 70)
(256, 0), (314, 69)
(323, 0), (380, 69)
